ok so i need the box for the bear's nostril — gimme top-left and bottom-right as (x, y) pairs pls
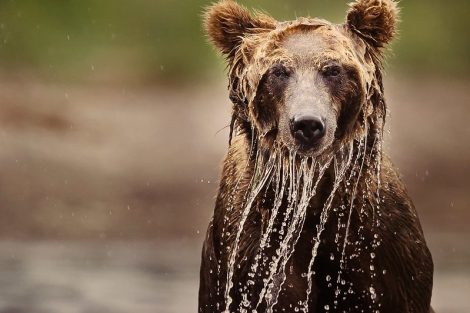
(291, 116), (326, 148)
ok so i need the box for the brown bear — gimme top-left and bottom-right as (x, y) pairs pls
(199, 1), (434, 312)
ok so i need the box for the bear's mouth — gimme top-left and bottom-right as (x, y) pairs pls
(294, 142), (331, 159)
(297, 142), (323, 154)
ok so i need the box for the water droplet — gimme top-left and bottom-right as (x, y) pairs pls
(370, 286), (376, 300)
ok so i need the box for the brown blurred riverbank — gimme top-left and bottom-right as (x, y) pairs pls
(0, 75), (468, 239)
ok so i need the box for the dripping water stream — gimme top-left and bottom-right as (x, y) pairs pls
(222, 127), (383, 312)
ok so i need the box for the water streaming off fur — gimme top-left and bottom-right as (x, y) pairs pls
(222, 124), (383, 312)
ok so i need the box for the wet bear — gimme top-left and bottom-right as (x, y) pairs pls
(199, 1), (433, 312)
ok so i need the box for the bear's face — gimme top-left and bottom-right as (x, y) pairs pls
(251, 24), (366, 156)
(205, 0), (398, 157)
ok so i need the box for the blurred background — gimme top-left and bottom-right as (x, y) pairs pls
(0, 0), (468, 312)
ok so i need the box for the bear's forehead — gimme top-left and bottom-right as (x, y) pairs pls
(279, 25), (356, 65)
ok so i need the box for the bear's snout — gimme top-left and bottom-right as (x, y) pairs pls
(290, 115), (326, 149)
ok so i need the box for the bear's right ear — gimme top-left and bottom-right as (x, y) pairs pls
(204, 0), (276, 59)
(346, 0), (399, 48)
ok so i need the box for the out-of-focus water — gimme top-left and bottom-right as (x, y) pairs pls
(0, 241), (199, 313)
(0, 235), (467, 313)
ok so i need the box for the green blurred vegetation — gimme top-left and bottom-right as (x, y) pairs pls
(0, 0), (468, 83)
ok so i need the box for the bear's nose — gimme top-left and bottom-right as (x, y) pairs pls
(290, 116), (326, 148)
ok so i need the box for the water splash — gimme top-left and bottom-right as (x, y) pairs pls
(217, 127), (259, 310)
(222, 122), (384, 312)
(224, 148), (278, 312)
(332, 134), (368, 307)
(302, 142), (354, 312)
(261, 155), (327, 313)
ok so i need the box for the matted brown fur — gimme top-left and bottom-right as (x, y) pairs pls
(200, 1), (433, 312)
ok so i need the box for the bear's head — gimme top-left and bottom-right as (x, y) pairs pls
(204, 0), (398, 158)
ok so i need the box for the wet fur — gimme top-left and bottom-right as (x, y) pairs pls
(200, 1), (433, 312)
(200, 138), (432, 312)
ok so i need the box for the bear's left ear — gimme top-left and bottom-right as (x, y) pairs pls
(346, 0), (399, 48)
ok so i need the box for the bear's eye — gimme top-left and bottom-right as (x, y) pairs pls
(271, 64), (290, 79)
(321, 64), (342, 78)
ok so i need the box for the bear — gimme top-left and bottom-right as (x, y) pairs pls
(199, 1), (434, 312)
